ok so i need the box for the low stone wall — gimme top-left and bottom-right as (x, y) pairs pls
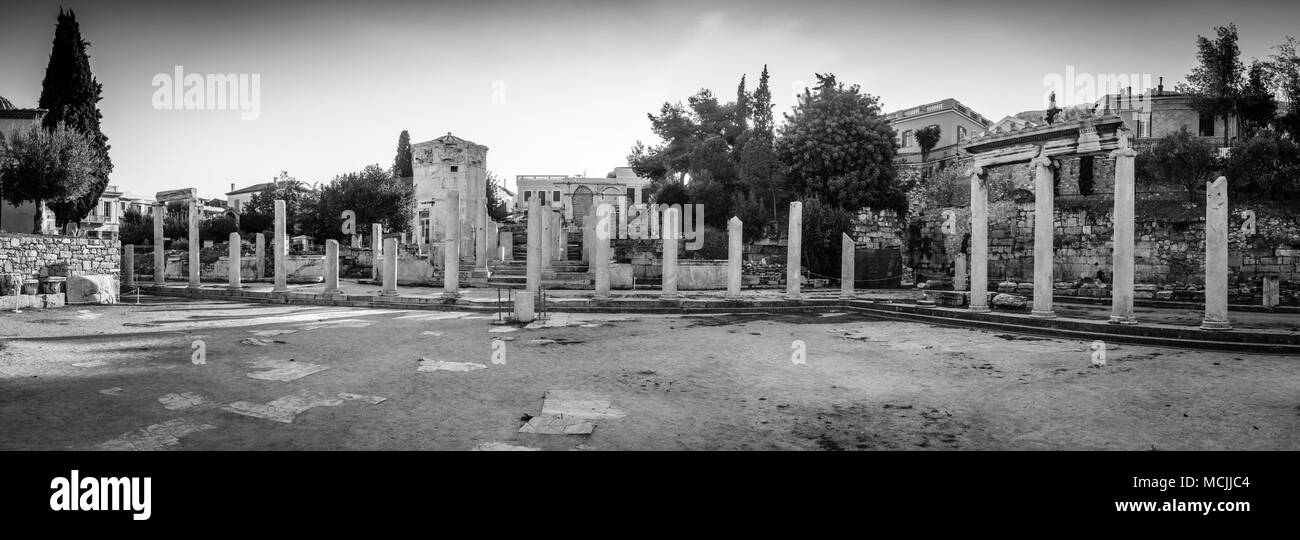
(1, 233), (120, 279)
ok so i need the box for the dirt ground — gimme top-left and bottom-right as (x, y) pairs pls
(1, 297), (1297, 451)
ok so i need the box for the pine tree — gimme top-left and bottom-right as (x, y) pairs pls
(393, 130), (413, 178)
(38, 8), (112, 227)
(752, 65), (774, 137)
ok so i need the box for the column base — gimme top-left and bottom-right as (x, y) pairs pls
(323, 288), (342, 296)
(839, 293), (854, 300)
(1030, 310), (1056, 318)
(661, 293), (679, 300)
(187, 283), (201, 290)
(592, 292), (610, 300)
(272, 287), (291, 293)
(1200, 319), (1232, 331)
(228, 284), (242, 291)
(786, 293), (802, 301)
(379, 289), (398, 297)
(1108, 315), (1138, 325)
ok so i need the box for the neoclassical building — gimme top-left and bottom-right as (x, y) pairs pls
(514, 167), (651, 225)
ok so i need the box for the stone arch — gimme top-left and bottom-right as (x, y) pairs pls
(571, 185), (593, 225)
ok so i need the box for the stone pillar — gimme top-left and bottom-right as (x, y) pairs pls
(786, 201), (802, 299)
(123, 245), (136, 287)
(661, 206), (679, 299)
(1263, 276), (1280, 309)
(1202, 176), (1231, 330)
(444, 190), (460, 267)
(594, 204), (611, 299)
(554, 213), (566, 262)
(323, 239), (340, 295)
(526, 198), (542, 291)
(369, 223), (382, 280)
(272, 200), (289, 293)
(381, 237), (398, 296)
(443, 239), (459, 296)
(228, 233), (241, 290)
(540, 208), (553, 270)
(1030, 151), (1055, 317)
(500, 230), (513, 262)
(188, 200), (201, 289)
(841, 233), (855, 299)
(153, 204), (165, 286)
(474, 206), (488, 272)
(255, 233), (266, 280)
(1109, 142), (1138, 324)
(582, 206), (595, 264)
(727, 216), (742, 297)
(968, 166), (989, 311)
(487, 221), (499, 262)
(954, 256), (967, 291)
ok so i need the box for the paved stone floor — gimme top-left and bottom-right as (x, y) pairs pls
(2, 296), (1298, 450)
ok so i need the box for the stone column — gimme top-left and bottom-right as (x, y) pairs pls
(153, 204), (165, 286)
(371, 223), (382, 281)
(727, 216), (742, 297)
(516, 198), (541, 322)
(323, 239), (340, 295)
(500, 230), (513, 262)
(540, 208), (553, 270)
(255, 233), (266, 280)
(444, 190), (460, 267)
(228, 233), (241, 290)
(1202, 176), (1231, 330)
(594, 204), (611, 299)
(381, 237), (398, 296)
(968, 166), (989, 311)
(841, 232), (854, 299)
(786, 201), (802, 299)
(122, 244), (136, 287)
(188, 200), (201, 289)
(554, 213), (566, 262)
(487, 221), (499, 262)
(1263, 275), (1280, 309)
(272, 200), (289, 293)
(954, 256), (967, 291)
(661, 206), (679, 299)
(582, 206), (595, 263)
(474, 206), (488, 272)
(443, 239), (459, 296)
(1030, 151), (1055, 317)
(1109, 142), (1138, 324)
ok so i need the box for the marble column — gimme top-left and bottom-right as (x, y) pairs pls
(323, 239), (340, 295)
(443, 239), (459, 296)
(1030, 151), (1055, 317)
(786, 201), (802, 299)
(255, 233), (266, 280)
(954, 256), (967, 291)
(582, 206), (595, 264)
(594, 204), (611, 299)
(123, 244), (136, 287)
(188, 200), (200, 289)
(371, 223), (383, 281)
(500, 230), (513, 262)
(228, 233), (241, 291)
(661, 206), (679, 299)
(381, 237), (398, 296)
(540, 207), (553, 270)
(1109, 141), (1138, 324)
(153, 204), (165, 286)
(526, 198), (542, 291)
(272, 200), (289, 293)
(727, 216), (742, 297)
(554, 213), (566, 262)
(841, 232), (854, 299)
(487, 221), (499, 262)
(474, 206), (488, 272)
(968, 166), (989, 311)
(444, 190), (460, 267)
(1201, 176), (1231, 330)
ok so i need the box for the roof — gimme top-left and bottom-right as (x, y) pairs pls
(226, 181), (315, 196)
(884, 98), (991, 127)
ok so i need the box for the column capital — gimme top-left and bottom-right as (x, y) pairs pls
(964, 164), (983, 178)
(1110, 147), (1137, 158)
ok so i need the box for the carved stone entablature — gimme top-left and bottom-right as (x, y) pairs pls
(966, 116), (1124, 169)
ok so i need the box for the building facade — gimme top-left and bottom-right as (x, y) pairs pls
(411, 132), (489, 259)
(514, 167), (651, 225)
(886, 98), (992, 170)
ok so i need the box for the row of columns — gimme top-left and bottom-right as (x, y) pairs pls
(965, 145), (1232, 330)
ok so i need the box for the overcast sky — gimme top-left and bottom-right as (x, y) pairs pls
(1, 0), (1297, 200)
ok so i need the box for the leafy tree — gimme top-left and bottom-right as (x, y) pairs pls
(685, 171), (730, 229)
(736, 132), (787, 220)
(38, 8), (112, 227)
(1222, 129), (1300, 199)
(485, 171), (509, 221)
(241, 175), (315, 236)
(914, 125), (942, 164)
(799, 197), (856, 279)
(775, 73), (904, 215)
(654, 180), (690, 208)
(1138, 128), (1221, 203)
(730, 191), (769, 240)
(298, 165), (410, 241)
(1267, 36), (1300, 140)
(393, 130), (413, 178)
(1238, 60), (1278, 137)
(1176, 24), (1245, 147)
(200, 215), (238, 243)
(118, 208), (152, 245)
(0, 123), (99, 233)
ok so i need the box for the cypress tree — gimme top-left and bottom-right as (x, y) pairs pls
(38, 8), (112, 227)
(393, 130), (413, 178)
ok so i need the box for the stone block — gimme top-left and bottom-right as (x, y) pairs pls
(66, 274), (118, 304)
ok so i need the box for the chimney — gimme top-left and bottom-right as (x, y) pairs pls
(230, 182), (235, 193)
(1158, 77), (1164, 95)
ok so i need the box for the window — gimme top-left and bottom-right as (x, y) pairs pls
(552, 190), (560, 202)
(641, 189), (648, 204)
(1199, 113), (1215, 137)
(103, 201), (112, 217)
(626, 188), (635, 202)
(450, 165), (459, 172)
(957, 125), (967, 140)
(902, 130), (912, 147)
(1079, 156), (1095, 196)
(523, 191), (531, 201)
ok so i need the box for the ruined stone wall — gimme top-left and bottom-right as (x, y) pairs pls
(1, 233), (121, 279)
